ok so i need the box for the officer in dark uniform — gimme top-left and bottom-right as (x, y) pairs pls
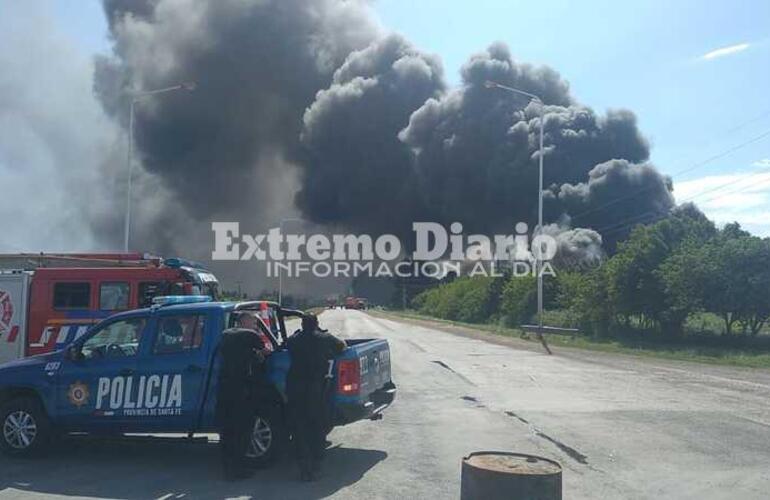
(217, 314), (270, 480)
(286, 313), (346, 481)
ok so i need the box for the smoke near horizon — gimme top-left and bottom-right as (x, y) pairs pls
(1, 0), (677, 281)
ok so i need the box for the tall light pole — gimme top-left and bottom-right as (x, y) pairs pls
(124, 82), (196, 252)
(278, 217), (303, 305)
(485, 81), (550, 353)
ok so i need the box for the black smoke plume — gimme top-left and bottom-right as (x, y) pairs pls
(97, 0), (378, 226)
(398, 43), (669, 237)
(300, 39), (672, 242)
(96, 0), (674, 259)
(555, 159), (675, 247)
(296, 34), (445, 238)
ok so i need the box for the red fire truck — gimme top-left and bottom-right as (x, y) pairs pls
(0, 253), (219, 363)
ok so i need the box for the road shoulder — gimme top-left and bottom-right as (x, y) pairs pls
(367, 309), (770, 384)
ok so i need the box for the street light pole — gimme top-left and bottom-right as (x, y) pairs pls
(123, 82), (196, 252)
(124, 100), (135, 253)
(537, 95), (545, 337)
(485, 81), (551, 354)
(278, 217), (303, 305)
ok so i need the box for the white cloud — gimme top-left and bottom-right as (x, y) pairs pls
(753, 158), (770, 168)
(675, 172), (770, 203)
(675, 172), (770, 236)
(700, 42), (750, 60)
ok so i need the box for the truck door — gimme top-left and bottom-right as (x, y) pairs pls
(132, 311), (210, 432)
(0, 272), (29, 364)
(55, 314), (150, 431)
(257, 303), (283, 342)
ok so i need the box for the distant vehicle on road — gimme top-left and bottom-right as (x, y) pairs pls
(0, 297), (395, 464)
(344, 296), (368, 310)
(0, 253), (219, 363)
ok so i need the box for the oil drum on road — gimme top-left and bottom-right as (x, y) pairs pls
(461, 451), (562, 500)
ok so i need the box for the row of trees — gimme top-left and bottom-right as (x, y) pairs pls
(414, 206), (770, 338)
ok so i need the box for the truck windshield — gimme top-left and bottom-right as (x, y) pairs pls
(81, 318), (146, 359)
(201, 282), (219, 300)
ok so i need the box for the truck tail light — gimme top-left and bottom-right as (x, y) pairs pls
(337, 359), (360, 395)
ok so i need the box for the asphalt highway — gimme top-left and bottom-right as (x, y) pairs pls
(1, 308), (768, 499)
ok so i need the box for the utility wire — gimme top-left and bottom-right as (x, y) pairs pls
(687, 172), (770, 207)
(568, 126), (770, 223)
(596, 173), (770, 239)
(595, 174), (770, 240)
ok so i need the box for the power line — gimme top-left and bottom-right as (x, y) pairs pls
(568, 126), (770, 223)
(601, 215), (669, 240)
(689, 172), (770, 207)
(723, 108), (770, 136)
(533, 108), (770, 241)
(670, 163), (770, 210)
(595, 170), (770, 239)
(592, 210), (665, 235)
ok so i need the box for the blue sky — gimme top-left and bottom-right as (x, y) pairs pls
(54, 0), (770, 234)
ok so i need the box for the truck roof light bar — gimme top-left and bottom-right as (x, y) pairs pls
(164, 257), (209, 270)
(151, 295), (212, 307)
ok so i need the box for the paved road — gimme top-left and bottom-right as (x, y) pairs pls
(2, 309), (769, 499)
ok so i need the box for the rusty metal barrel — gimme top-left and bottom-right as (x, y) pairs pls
(461, 451), (562, 500)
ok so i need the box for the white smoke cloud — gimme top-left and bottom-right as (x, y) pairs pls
(0, 1), (122, 252)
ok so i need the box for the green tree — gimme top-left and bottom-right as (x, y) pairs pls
(499, 273), (560, 327)
(721, 236), (770, 335)
(500, 275), (537, 326)
(659, 226), (770, 336)
(413, 276), (503, 323)
(556, 270), (611, 337)
(604, 205), (716, 335)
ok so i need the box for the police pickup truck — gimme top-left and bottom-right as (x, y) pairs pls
(0, 297), (395, 465)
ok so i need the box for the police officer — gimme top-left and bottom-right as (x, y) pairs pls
(217, 313), (269, 480)
(286, 313), (346, 481)
(234, 312), (259, 333)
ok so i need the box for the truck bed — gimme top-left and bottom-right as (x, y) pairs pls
(333, 338), (395, 424)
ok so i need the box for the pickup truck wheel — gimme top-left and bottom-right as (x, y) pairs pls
(244, 407), (286, 469)
(0, 397), (52, 458)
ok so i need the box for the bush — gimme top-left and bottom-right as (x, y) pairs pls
(556, 270), (611, 337)
(412, 276), (502, 323)
(500, 275), (537, 326)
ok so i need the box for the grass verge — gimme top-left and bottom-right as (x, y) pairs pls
(375, 309), (770, 369)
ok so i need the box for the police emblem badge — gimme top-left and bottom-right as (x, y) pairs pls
(68, 381), (90, 407)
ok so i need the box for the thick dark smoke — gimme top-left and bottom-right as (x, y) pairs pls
(297, 34), (445, 237)
(97, 0), (378, 227)
(397, 42), (666, 236)
(91, 0), (385, 296)
(556, 158), (675, 241)
(88, 0), (678, 276)
(299, 40), (672, 241)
